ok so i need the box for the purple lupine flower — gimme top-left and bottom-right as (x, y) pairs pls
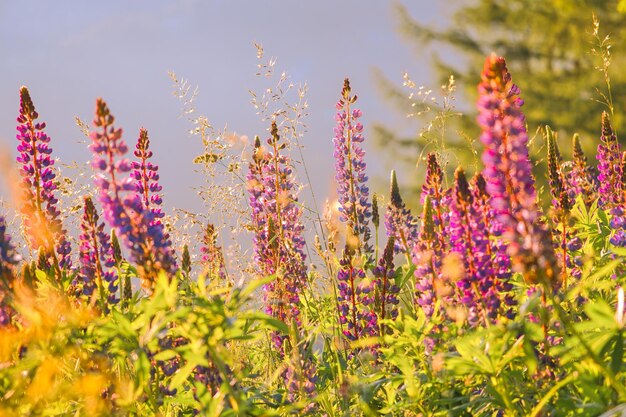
(546, 127), (570, 214)
(609, 152), (626, 247)
(385, 171), (418, 255)
(90, 98), (176, 287)
(0, 215), (20, 327)
(15, 86), (72, 273)
(76, 196), (119, 306)
(336, 245), (377, 341)
(471, 173), (515, 317)
(546, 128), (582, 285)
(477, 54), (559, 286)
(450, 168), (507, 325)
(372, 237), (400, 335)
(246, 123), (317, 400)
(246, 123), (308, 353)
(200, 222), (226, 281)
(420, 153), (449, 250)
(131, 128), (164, 223)
(130, 128), (176, 269)
(597, 112), (622, 209)
(285, 347), (318, 410)
(413, 196), (445, 318)
(333, 78), (372, 256)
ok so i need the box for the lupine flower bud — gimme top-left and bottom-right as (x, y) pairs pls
(385, 170), (418, 254)
(566, 134), (597, 207)
(181, 244), (191, 278)
(545, 128), (581, 285)
(372, 237), (400, 334)
(546, 127), (571, 215)
(200, 223), (226, 281)
(420, 153), (448, 249)
(372, 193), (380, 230)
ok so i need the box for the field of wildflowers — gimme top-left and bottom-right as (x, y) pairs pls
(3, 48), (626, 416)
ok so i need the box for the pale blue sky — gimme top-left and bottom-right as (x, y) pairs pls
(0, 1), (447, 219)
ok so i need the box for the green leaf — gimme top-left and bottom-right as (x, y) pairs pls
(240, 311), (289, 334)
(153, 349), (178, 362)
(610, 333), (624, 374)
(169, 361), (197, 391)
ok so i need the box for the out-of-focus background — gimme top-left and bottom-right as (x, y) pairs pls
(2, 0), (626, 222)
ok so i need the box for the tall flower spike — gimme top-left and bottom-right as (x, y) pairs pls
(450, 168), (505, 325)
(567, 133), (597, 206)
(545, 127), (582, 285)
(333, 78), (372, 256)
(372, 237), (400, 335)
(16, 86), (72, 274)
(546, 127), (570, 215)
(76, 196), (118, 306)
(477, 54), (559, 285)
(200, 223), (226, 281)
(246, 123), (309, 353)
(413, 196), (445, 318)
(420, 153), (448, 249)
(597, 112), (622, 209)
(385, 170), (418, 255)
(132, 128), (164, 223)
(0, 216), (20, 327)
(90, 98), (176, 287)
(336, 244), (377, 341)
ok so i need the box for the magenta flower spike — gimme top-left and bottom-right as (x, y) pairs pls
(546, 127), (571, 215)
(412, 196), (444, 318)
(333, 78), (372, 256)
(15, 86), (72, 274)
(609, 152), (626, 247)
(89, 99), (176, 287)
(336, 244), (377, 341)
(471, 173), (515, 314)
(132, 128), (164, 223)
(597, 112), (623, 209)
(477, 54), (559, 286)
(246, 123), (308, 353)
(76, 196), (118, 306)
(450, 168), (511, 325)
(385, 171), (418, 255)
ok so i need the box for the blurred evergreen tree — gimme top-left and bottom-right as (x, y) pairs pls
(375, 0), (626, 207)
